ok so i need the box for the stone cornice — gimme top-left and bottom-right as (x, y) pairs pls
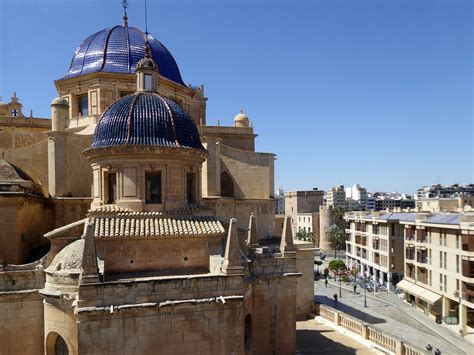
(83, 145), (208, 161)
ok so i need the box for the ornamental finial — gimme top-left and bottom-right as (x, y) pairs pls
(122, 0), (128, 27)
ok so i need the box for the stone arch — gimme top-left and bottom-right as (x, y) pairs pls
(244, 313), (252, 353)
(220, 171), (234, 198)
(45, 331), (71, 355)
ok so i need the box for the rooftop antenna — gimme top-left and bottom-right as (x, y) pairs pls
(122, 0), (129, 27)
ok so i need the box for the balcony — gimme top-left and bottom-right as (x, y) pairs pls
(417, 250), (428, 264)
(406, 250), (415, 261)
(355, 223), (367, 233)
(462, 259), (474, 279)
(355, 235), (367, 246)
(462, 283), (474, 303)
(416, 266), (428, 285)
(374, 253), (380, 265)
(461, 235), (474, 253)
(416, 229), (426, 243)
(405, 228), (416, 241)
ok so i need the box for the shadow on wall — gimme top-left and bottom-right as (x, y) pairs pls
(314, 295), (387, 325)
(221, 169), (246, 200)
(296, 328), (359, 354)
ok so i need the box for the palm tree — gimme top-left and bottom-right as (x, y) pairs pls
(295, 229), (315, 246)
(325, 224), (348, 259)
(332, 206), (346, 228)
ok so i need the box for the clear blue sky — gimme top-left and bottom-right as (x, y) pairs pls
(0, 0), (472, 194)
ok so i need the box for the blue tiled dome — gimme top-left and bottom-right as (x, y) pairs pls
(91, 93), (204, 150)
(64, 26), (185, 85)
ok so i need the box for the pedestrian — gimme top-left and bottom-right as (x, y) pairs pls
(325, 278), (328, 288)
(333, 293), (338, 306)
(353, 284), (357, 294)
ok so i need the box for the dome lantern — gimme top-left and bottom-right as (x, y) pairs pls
(136, 42), (159, 93)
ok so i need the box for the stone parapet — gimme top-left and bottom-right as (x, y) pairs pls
(316, 303), (428, 355)
(77, 274), (244, 308)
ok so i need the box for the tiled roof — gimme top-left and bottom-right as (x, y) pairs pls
(90, 93), (205, 150)
(93, 215), (224, 239)
(63, 26), (185, 85)
(88, 204), (204, 217)
(423, 214), (461, 225)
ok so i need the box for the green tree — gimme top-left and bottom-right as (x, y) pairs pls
(332, 206), (346, 226)
(325, 224), (348, 258)
(295, 229), (315, 246)
(328, 259), (346, 276)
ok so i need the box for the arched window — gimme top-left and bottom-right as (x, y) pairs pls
(221, 171), (234, 198)
(244, 314), (252, 353)
(54, 335), (69, 355)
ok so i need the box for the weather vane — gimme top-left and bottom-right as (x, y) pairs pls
(122, 0), (129, 27)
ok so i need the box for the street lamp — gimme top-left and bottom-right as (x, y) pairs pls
(339, 272), (342, 298)
(362, 275), (368, 308)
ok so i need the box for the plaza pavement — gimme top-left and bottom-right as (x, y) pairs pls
(315, 277), (473, 354)
(296, 318), (380, 354)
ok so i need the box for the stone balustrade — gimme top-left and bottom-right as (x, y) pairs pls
(316, 304), (427, 355)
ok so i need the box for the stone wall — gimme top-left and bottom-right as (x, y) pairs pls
(220, 144), (274, 200)
(247, 255), (299, 354)
(0, 290), (44, 355)
(0, 195), (54, 264)
(75, 300), (243, 355)
(204, 197), (275, 239)
(1, 139), (49, 196)
(96, 238), (210, 275)
(0, 117), (50, 149)
(295, 241), (316, 317)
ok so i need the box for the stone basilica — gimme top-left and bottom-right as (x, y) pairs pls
(0, 8), (314, 355)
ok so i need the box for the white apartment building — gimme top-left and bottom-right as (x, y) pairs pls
(345, 212), (407, 290)
(346, 184), (368, 203)
(326, 185), (346, 208)
(398, 213), (474, 338)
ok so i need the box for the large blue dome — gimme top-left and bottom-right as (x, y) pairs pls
(91, 93), (204, 150)
(63, 26), (185, 85)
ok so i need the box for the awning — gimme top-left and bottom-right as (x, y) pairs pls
(396, 279), (415, 292)
(397, 279), (441, 304)
(419, 288), (442, 304)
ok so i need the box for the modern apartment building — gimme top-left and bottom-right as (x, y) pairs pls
(416, 184), (474, 199)
(415, 196), (474, 213)
(398, 213), (474, 337)
(345, 212), (408, 289)
(326, 185), (346, 208)
(346, 184), (368, 205)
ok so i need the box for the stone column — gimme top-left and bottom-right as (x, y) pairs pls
(442, 296), (450, 318)
(201, 136), (221, 197)
(47, 97), (70, 197)
(459, 303), (467, 336)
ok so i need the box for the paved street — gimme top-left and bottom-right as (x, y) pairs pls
(315, 276), (473, 354)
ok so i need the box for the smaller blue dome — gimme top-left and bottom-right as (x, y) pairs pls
(91, 93), (204, 151)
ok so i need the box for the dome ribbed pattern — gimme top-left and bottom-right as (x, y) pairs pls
(91, 93), (204, 150)
(64, 26), (185, 85)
